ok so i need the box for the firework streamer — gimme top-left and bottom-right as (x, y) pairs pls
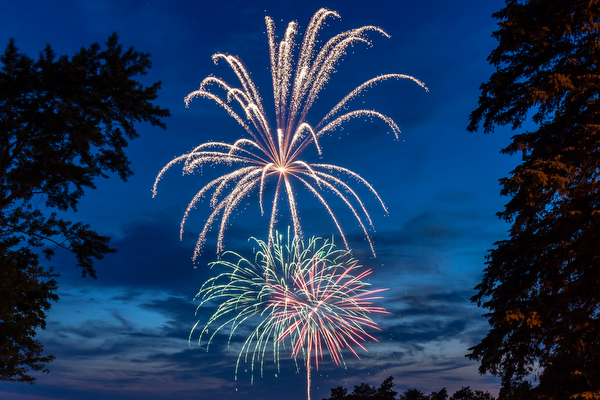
(153, 8), (427, 259)
(192, 231), (388, 400)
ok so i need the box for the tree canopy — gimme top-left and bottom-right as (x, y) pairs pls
(323, 377), (493, 400)
(467, 0), (600, 399)
(323, 376), (397, 400)
(0, 33), (169, 383)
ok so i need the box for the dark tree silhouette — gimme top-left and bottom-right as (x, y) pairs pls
(325, 386), (349, 400)
(399, 388), (428, 400)
(324, 378), (495, 400)
(323, 376), (397, 400)
(0, 33), (169, 383)
(429, 387), (448, 400)
(347, 382), (378, 400)
(449, 387), (494, 400)
(467, 0), (600, 398)
(0, 244), (57, 383)
(377, 376), (398, 400)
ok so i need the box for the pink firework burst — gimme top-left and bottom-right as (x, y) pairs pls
(192, 231), (387, 400)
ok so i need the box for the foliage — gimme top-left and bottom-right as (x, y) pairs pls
(323, 376), (397, 400)
(467, 0), (600, 399)
(327, 386), (349, 400)
(430, 388), (448, 400)
(347, 383), (377, 400)
(0, 243), (57, 383)
(323, 378), (494, 400)
(377, 376), (399, 400)
(0, 34), (169, 383)
(399, 388), (428, 400)
(449, 387), (494, 400)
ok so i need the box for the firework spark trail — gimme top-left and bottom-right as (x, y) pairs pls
(191, 232), (387, 400)
(318, 74), (429, 130)
(153, 8), (427, 259)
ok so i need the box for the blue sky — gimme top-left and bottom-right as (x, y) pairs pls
(1, 1), (519, 399)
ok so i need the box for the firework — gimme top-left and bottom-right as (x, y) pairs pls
(152, 8), (427, 260)
(192, 231), (387, 400)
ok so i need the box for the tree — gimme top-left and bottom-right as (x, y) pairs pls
(467, 1), (600, 399)
(0, 34), (169, 383)
(449, 387), (493, 400)
(377, 376), (399, 400)
(399, 388), (428, 400)
(324, 386), (348, 400)
(323, 380), (496, 400)
(429, 388), (448, 400)
(323, 376), (398, 400)
(0, 243), (57, 383)
(347, 382), (378, 400)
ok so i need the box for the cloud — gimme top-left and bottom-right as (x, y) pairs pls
(0, 1), (508, 399)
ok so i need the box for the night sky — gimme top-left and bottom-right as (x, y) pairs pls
(1, 1), (519, 399)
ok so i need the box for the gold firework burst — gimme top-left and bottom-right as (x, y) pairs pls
(153, 8), (427, 259)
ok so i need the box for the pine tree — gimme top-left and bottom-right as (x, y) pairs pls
(467, 1), (600, 398)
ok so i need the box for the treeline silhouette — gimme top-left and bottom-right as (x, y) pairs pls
(323, 376), (494, 400)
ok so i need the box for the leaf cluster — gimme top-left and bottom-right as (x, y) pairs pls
(467, 1), (600, 399)
(0, 33), (169, 382)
